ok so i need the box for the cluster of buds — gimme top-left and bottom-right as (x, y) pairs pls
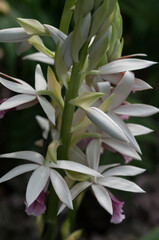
(0, 0), (158, 226)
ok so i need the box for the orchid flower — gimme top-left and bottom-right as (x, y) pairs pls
(0, 64), (55, 124)
(59, 139), (145, 223)
(0, 150), (102, 215)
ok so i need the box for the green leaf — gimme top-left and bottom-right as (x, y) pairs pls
(69, 91), (104, 110)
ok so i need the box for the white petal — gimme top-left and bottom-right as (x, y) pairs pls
(99, 58), (157, 75)
(35, 64), (47, 91)
(0, 164), (39, 183)
(23, 52), (54, 65)
(44, 24), (67, 46)
(0, 27), (29, 42)
(0, 77), (35, 94)
(127, 123), (153, 136)
(119, 53), (147, 59)
(86, 139), (101, 170)
(114, 104), (159, 117)
(0, 94), (36, 110)
(108, 112), (141, 153)
(69, 146), (87, 165)
(97, 176), (145, 193)
(0, 151), (44, 164)
(110, 71), (134, 109)
(103, 166), (145, 177)
(98, 164), (120, 174)
(87, 107), (128, 142)
(58, 181), (91, 215)
(49, 160), (102, 178)
(96, 81), (111, 100)
(91, 184), (113, 214)
(26, 166), (50, 206)
(133, 78), (152, 91)
(102, 138), (141, 160)
(50, 169), (73, 209)
(0, 72), (35, 89)
(102, 73), (122, 84)
(38, 96), (55, 124)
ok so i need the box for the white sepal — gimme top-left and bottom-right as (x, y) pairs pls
(44, 24), (67, 46)
(99, 58), (157, 75)
(38, 96), (55, 124)
(103, 166), (146, 177)
(23, 52), (54, 65)
(86, 139), (101, 170)
(26, 166), (50, 206)
(0, 27), (29, 42)
(91, 184), (113, 214)
(35, 64), (47, 91)
(127, 123), (153, 136)
(87, 107), (128, 142)
(0, 164), (39, 183)
(0, 94), (36, 110)
(0, 151), (44, 164)
(50, 169), (73, 209)
(114, 104), (159, 117)
(97, 176), (145, 193)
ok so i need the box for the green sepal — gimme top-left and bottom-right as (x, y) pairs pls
(46, 140), (61, 164)
(55, 42), (68, 88)
(74, 0), (94, 23)
(65, 229), (83, 240)
(87, 27), (111, 71)
(71, 132), (101, 146)
(100, 93), (115, 112)
(28, 35), (54, 58)
(66, 170), (90, 181)
(88, 0), (116, 39)
(109, 38), (124, 61)
(69, 91), (104, 110)
(72, 13), (91, 62)
(17, 18), (49, 36)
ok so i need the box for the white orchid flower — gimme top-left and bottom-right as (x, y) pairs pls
(0, 150), (102, 211)
(0, 64), (55, 124)
(59, 139), (145, 223)
(23, 52), (54, 65)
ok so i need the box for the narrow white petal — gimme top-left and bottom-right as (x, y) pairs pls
(0, 27), (29, 42)
(91, 184), (113, 214)
(0, 151), (44, 164)
(102, 138), (141, 160)
(35, 64), (47, 91)
(96, 81), (111, 100)
(35, 115), (50, 139)
(102, 73), (122, 84)
(0, 77), (35, 94)
(133, 78), (152, 91)
(103, 166), (145, 177)
(49, 160), (102, 178)
(86, 139), (101, 170)
(108, 112), (141, 153)
(110, 71), (134, 109)
(0, 94), (36, 110)
(69, 146), (87, 165)
(98, 164), (120, 174)
(38, 96), (55, 124)
(97, 176), (145, 193)
(99, 58), (157, 75)
(26, 166), (50, 206)
(58, 181), (91, 215)
(119, 53), (147, 59)
(0, 164), (39, 183)
(127, 123), (153, 136)
(114, 104), (159, 117)
(23, 52), (54, 65)
(87, 107), (128, 142)
(50, 169), (73, 209)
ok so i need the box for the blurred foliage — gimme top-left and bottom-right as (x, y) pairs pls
(139, 227), (159, 240)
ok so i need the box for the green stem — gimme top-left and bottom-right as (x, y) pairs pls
(59, 43), (88, 160)
(59, 0), (76, 34)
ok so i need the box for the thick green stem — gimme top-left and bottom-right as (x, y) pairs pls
(59, 43), (88, 160)
(59, 0), (76, 34)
